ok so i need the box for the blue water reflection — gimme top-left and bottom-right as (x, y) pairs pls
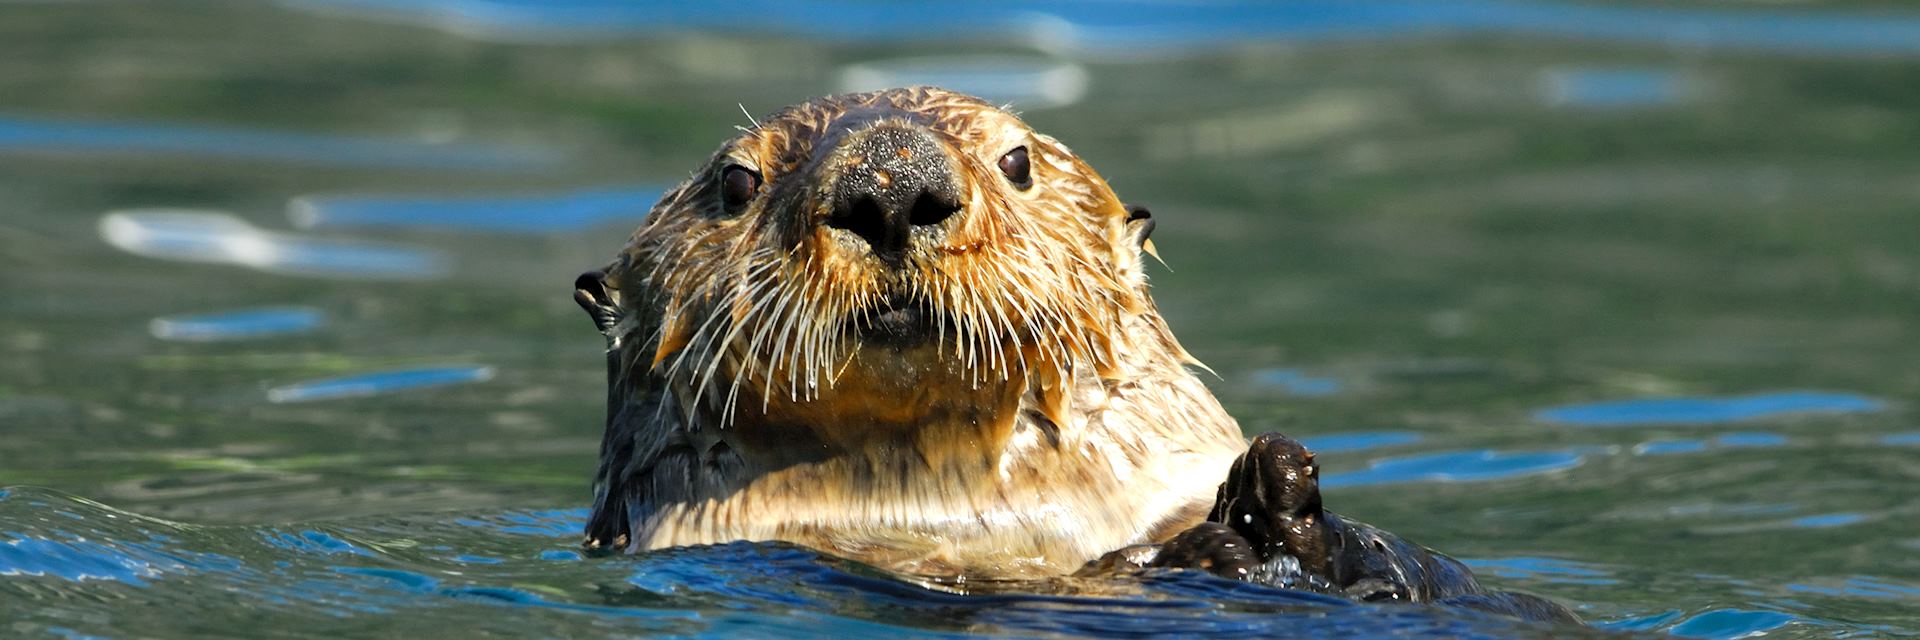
(3, 487), (1887, 637)
(335, 566), (439, 592)
(1714, 432), (1788, 448)
(1634, 439), (1709, 456)
(1881, 433), (1920, 446)
(539, 550), (582, 562)
(450, 555), (503, 565)
(1787, 577), (1920, 600)
(1463, 557), (1618, 586)
(288, 186), (663, 233)
(1298, 431), (1421, 454)
(0, 115), (558, 171)
(260, 530), (375, 556)
(1787, 513), (1866, 529)
(284, 0), (1920, 57)
(1536, 392), (1883, 427)
(1322, 448), (1583, 489)
(149, 307), (327, 342)
(1250, 369), (1343, 397)
(1541, 67), (1685, 109)
(99, 210), (451, 281)
(266, 365), (495, 403)
(1634, 432), (1789, 456)
(0, 536), (175, 585)
(1667, 608), (1802, 638)
(453, 510), (584, 538)
(839, 57), (1089, 109)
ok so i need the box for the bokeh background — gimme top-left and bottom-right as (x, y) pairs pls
(3, 1), (1918, 638)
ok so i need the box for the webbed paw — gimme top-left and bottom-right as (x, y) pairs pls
(1148, 522), (1261, 581)
(1211, 432), (1335, 577)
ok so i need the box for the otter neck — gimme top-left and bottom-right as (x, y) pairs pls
(720, 347), (1030, 473)
(629, 312), (1247, 577)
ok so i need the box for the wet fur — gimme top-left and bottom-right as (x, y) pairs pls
(578, 87), (1244, 577)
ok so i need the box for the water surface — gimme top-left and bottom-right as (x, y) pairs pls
(3, 1), (1917, 638)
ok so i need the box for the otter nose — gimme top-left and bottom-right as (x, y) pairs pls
(825, 125), (962, 260)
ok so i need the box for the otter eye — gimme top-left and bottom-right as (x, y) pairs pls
(720, 165), (760, 211)
(997, 146), (1031, 189)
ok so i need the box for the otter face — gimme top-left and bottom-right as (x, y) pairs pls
(580, 87), (1154, 444)
(576, 89), (1234, 566)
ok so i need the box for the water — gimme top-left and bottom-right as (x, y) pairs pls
(4, 1), (1919, 637)
(0, 115), (559, 171)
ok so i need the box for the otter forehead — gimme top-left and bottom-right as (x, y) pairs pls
(730, 87), (1029, 178)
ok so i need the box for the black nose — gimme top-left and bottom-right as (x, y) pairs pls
(825, 124), (961, 260)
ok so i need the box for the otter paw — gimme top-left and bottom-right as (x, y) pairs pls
(1075, 544), (1162, 577)
(1344, 577), (1410, 603)
(1210, 432), (1335, 576)
(1149, 522), (1261, 581)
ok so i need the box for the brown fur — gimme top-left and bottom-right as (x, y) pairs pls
(579, 87), (1245, 578)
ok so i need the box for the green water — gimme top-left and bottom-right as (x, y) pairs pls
(2, 2), (1918, 637)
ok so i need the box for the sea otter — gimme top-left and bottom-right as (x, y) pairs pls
(572, 87), (1575, 623)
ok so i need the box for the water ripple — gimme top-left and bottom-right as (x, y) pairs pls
(1251, 368), (1344, 397)
(1786, 576), (1920, 601)
(1667, 608), (1802, 639)
(0, 536), (178, 585)
(0, 114), (558, 171)
(1536, 391), (1883, 427)
(100, 209), (450, 280)
(0, 488), (1606, 638)
(1541, 67), (1687, 109)
(283, 0), (1920, 58)
(1463, 557), (1618, 586)
(452, 509), (585, 539)
(1633, 432), (1789, 457)
(1322, 448), (1584, 488)
(1881, 432), (1920, 446)
(1299, 431), (1422, 454)
(1786, 513), (1867, 529)
(838, 57), (1089, 109)
(287, 185), (662, 233)
(266, 365), (496, 403)
(149, 306), (327, 342)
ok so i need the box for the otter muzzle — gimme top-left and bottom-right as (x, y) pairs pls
(823, 124), (963, 262)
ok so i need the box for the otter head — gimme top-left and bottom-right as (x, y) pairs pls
(576, 87), (1209, 563)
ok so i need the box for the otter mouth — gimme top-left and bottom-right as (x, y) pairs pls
(853, 295), (936, 348)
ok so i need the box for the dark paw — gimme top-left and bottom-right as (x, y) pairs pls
(1344, 577), (1409, 603)
(1075, 544), (1161, 577)
(1210, 432), (1334, 576)
(1149, 522), (1260, 581)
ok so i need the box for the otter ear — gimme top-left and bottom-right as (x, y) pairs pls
(1123, 202), (1162, 264)
(574, 270), (621, 335)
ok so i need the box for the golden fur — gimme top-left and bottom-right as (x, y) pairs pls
(580, 87), (1246, 578)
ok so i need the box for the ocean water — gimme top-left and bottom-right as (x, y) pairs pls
(3, 1), (1918, 637)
